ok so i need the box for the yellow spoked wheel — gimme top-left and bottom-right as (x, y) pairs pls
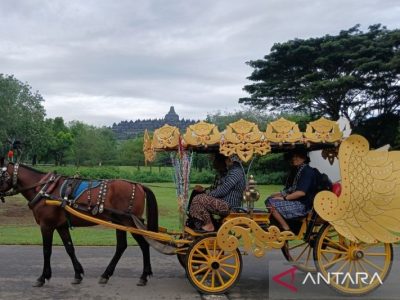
(281, 222), (323, 273)
(185, 235), (242, 294)
(282, 237), (318, 273)
(314, 224), (392, 295)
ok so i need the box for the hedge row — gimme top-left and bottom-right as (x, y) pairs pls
(36, 165), (285, 185)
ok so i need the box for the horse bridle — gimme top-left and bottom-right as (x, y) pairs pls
(0, 166), (11, 185)
(0, 163), (62, 208)
(0, 163), (20, 202)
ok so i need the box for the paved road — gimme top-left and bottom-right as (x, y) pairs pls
(0, 245), (267, 300)
(0, 246), (399, 300)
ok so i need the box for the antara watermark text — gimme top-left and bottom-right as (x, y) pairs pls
(302, 272), (383, 285)
(272, 267), (384, 293)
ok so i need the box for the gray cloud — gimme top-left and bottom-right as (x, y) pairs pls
(1, 0), (400, 125)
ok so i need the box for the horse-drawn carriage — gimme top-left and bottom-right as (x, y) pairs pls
(0, 117), (399, 296)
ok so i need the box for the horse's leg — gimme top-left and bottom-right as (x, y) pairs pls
(132, 233), (152, 286)
(99, 229), (127, 284)
(56, 224), (84, 284)
(33, 225), (55, 287)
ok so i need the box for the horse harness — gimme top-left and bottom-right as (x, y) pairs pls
(1, 163), (139, 220)
(88, 180), (136, 216)
(0, 163), (19, 199)
(91, 180), (108, 215)
(0, 162), (63, 207)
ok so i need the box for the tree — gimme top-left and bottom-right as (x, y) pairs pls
(43, 117), (73, 165)
(191, 153), (210, 172)
(239, 25), (400, 127)
(353, 113), (400, 148)
(69, 121), (117, 166)
(96, 127), (118, 165)
(206, 108), (274, 131)
(0, 74), (46, 160)
(206, 108), (311, 132)
(69, 121), (94, 166)
(360, 25), (400, 116)
(118, 136), (145, 166)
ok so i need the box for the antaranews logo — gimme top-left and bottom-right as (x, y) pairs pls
(272, 267), (383, 293)
(272, 267), (298, 292)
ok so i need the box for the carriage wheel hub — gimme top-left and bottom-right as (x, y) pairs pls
(351, 249), (364, 260)
(211, 261), (220, 270)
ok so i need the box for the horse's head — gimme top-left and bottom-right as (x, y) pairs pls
(0, 158), (12, 201)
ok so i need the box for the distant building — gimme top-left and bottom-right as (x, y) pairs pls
(111, 106), (197, 139)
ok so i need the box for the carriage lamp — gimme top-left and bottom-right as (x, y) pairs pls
(243, 175), (260, 216)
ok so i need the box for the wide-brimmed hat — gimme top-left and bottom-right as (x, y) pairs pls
(285, 149), (310, 163)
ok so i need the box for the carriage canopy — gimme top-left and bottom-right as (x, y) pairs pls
(143, 117), (343, 163)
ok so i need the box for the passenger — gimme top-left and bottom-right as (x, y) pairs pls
(265, 149), (317, 231)
(189, 153), (246, 232)
(191, 153), (227, 198)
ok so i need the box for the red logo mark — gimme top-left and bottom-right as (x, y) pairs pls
(272, 267), (298, 292)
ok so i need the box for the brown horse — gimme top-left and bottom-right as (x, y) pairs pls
(0, 158), (158, 287)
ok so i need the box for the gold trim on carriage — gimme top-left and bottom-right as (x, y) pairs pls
(144, 117), (343, 163)
(21, 117), (398, 295)
(142, 117), (399, 295)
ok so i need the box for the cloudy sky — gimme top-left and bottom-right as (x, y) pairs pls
(1, 0), (400, 126)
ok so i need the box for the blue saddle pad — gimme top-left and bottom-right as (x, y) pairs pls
(73, 181), (101, 199)
(61, 179), (102, 200)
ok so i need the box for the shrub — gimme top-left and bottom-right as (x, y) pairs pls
(35, 165), (286, 185)
(252, 171), (286, 185)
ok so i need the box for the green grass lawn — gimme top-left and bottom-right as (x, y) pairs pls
(0, 183), (280, 246)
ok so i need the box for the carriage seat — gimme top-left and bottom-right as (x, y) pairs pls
(230, 207), (268, 214)
(283, 182), (342, 234)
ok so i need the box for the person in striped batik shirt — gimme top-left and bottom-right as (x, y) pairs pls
(189, 153), (246, 232)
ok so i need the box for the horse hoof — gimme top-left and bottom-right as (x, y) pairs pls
(136, 279), (147, 286)
(98, 277), (109, 285)
(71, 278), (82, 285)
(33, 281), (44, 287)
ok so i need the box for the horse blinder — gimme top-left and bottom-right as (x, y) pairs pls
(0, 167), (10, 184)
(0, 166), (12, 202)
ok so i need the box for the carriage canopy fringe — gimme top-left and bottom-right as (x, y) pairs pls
(143, 117), (343, 163)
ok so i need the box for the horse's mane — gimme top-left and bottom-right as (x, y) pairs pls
(8, 162), (47, 175)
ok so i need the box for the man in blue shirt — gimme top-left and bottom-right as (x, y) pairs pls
(266, 150), (317, 231)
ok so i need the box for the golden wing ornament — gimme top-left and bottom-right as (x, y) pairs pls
(314, 134), (400, 243)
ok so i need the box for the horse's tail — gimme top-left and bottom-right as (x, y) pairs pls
(143, 185), (159, 232)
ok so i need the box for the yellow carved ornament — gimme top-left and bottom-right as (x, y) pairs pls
(143, 129), (155, 163)
(265, 118), (303, 143)
(220, 119), (271, 162)
(314, 134), (400, 243)
(216, 217), (295, 258)
(304, 117), (342, 143)
(182, 121), (221, 147)
(152, 124), (180, 149)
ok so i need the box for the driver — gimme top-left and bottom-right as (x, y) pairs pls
(189, 153), (246, 232)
